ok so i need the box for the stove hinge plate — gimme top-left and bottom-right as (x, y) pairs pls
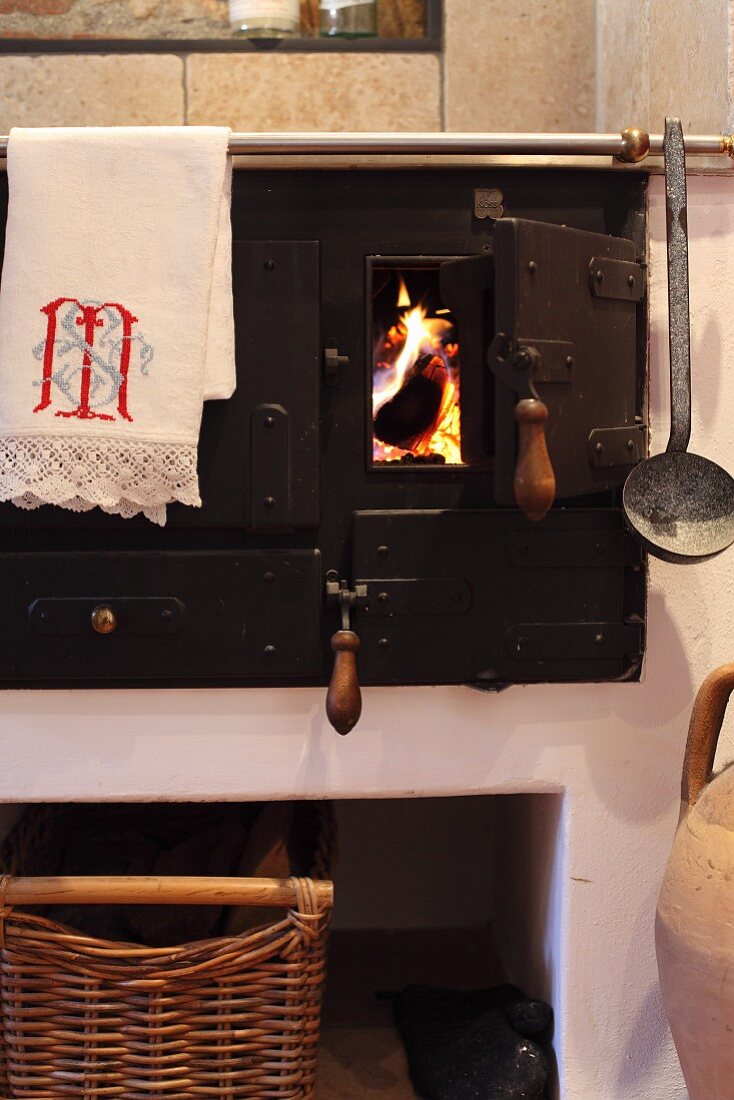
(589, 256), (645, 301)
(588, 424), (647, 469)
(506, 527), (640, 568)
(505, 620), (644, 663)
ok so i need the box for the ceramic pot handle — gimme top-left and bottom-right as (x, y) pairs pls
(682, 663), (734, 806)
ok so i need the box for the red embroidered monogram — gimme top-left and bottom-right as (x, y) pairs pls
(33, 298), (153, 422)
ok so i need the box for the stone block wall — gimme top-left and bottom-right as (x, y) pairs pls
(597, 0), (731, 133)
(0, 0), (597, 132)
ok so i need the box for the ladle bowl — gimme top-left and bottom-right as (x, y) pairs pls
(624, 451), (734, 563)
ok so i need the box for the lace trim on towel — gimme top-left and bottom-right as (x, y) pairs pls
(0, 436), (200, 526)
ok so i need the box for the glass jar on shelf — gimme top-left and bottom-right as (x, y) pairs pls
(319, 0), (378, 38)
(229, 0), (302, 38)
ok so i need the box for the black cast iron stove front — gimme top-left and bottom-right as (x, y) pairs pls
(0, 168), (647, 692)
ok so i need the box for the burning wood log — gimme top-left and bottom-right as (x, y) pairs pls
(373, 353), (449, 450)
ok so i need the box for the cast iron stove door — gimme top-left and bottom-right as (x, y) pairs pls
(446, 218), (644, 504)
(493, 217), (643, 502)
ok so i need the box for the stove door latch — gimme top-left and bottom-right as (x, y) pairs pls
(325, 574), (368, 736)
(323, 341), (349, 388)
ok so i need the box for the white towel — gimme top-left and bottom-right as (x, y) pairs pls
(0, 126), (235, 525)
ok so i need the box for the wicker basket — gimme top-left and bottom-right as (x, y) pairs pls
(0, 874), (332, 1099)
(0, 806), (335, 1099)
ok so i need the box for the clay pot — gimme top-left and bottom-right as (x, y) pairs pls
(656, 663), (734, 1098)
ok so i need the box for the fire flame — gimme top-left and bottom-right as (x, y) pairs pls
(372, 276), (462, 464)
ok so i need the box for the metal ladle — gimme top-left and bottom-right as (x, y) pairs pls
(622, 117), (734, 563)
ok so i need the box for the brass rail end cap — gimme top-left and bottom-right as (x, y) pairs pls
(618, 127), (650, 164)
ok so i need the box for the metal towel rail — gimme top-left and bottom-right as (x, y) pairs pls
(0, 128), (731, 161)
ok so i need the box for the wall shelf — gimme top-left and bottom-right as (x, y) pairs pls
(0, 0), (440, 53)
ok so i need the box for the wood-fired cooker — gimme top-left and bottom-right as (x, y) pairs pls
(0, 158), (649, 732)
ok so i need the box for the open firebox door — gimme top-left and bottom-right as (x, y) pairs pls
(328, 217), (646, 733)
(447, 217), (645, 513)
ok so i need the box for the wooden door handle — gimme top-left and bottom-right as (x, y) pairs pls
(514, 397), (556, 521)
(326, 629), (362, 736)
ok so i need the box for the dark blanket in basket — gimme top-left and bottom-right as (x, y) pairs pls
(394, 984), (552, 1099)
(0, 802), (331, 946)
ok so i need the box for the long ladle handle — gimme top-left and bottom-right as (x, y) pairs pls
(664, 116), (692, 455)
(682, 663), (734, 807)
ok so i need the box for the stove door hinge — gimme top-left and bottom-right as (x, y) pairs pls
(323, 340), (349, 387)
(324, 574), (368, 737)
(589, 256), (645, 301)
(505, 620), (644, 663)
(588, 424), (647, 469)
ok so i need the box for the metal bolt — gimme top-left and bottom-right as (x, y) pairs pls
(595, 633), (605, 646)
(596, 269), (604, 283)
(378, 637), (390, 650)
(378, 591), (390, 603)
(263, 496), (276, 509)
(263, 571), (275, 584)
(91, 605), (117, 635)
(595, 442), (604, 454)
(627, 439), (635, 452)
(528, 261), (537, 274)
(482, 243), (491, 253)
(516, 636), (529, 652)
(264, 416), (274, 429)
(161, 608), (174, 623)
(628, 275), (635, 288)
(264, 260), (275, 271)
(377, 545), (390, 557)
(39, 610), (50, 623)
(566, 356), (574, 369)
(264, 644), (277, 657)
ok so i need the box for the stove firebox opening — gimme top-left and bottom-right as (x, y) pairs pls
(370, 259), (463, 467)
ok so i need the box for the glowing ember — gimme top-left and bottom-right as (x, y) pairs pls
(372, 274), (462, 464)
